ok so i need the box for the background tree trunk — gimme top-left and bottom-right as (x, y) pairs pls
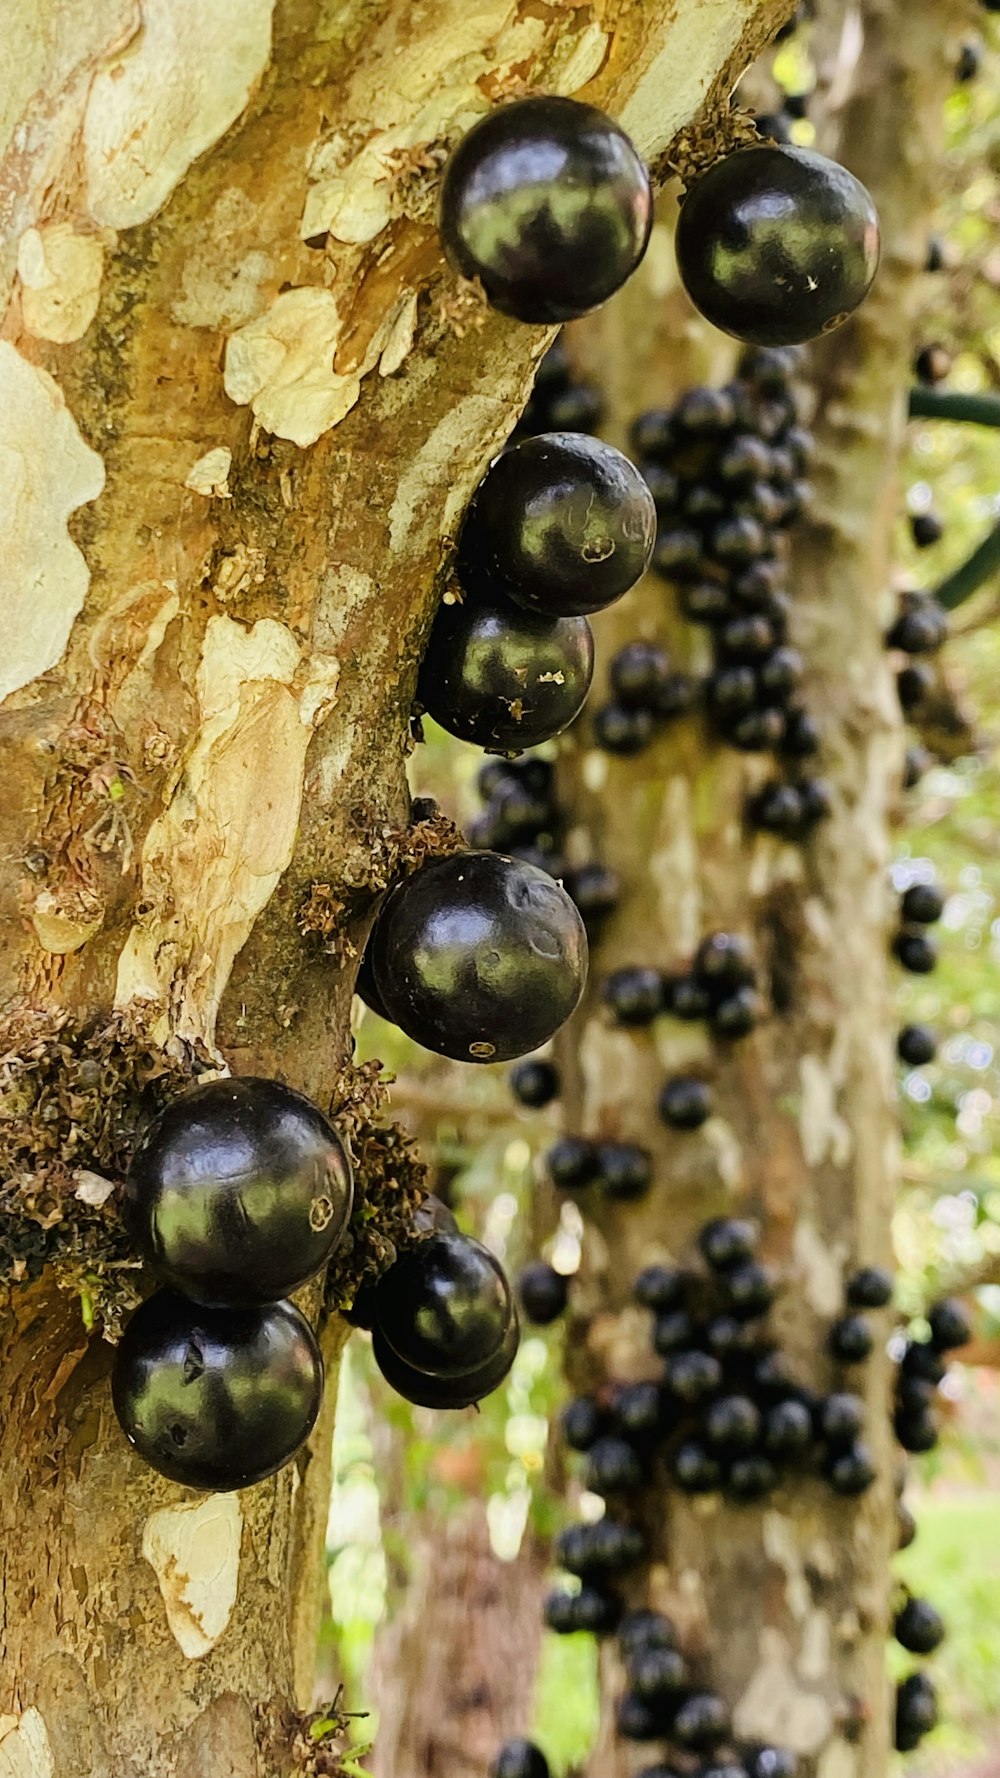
(545, 3), (963, 1776)
(0, 1), (790, 1772)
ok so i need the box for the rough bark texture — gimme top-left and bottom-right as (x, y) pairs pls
(0, 1), (793, 1772)
(549, 4), (962, 1778)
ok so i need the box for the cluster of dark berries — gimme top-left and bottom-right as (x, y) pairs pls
(546, 1132), (653, 1204)
(886, 592), (947, 719)
(511, 333), (604, 441)
(469, 751), (621, 941)
(894, 1296), (971, 1454)
(551, 1233), (882, 1525)
(440, 97), (878, 347)
(592, 638), (700, 756)
(891, 875), (944, 976)
(359, 846), (587, 1063)
(605, 927), (766, 1049)
(893, 1591), (946, 1753)
(113, 1078), (354, 1490)
(367, 1222), (520, 1410)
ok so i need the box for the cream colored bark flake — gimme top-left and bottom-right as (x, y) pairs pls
(142, 1494), (243, 1660)
(0, 1709), (55, 1778)
(17, 224), (106, 344)
(83, 0), (275, 228)
(0, 342), (105, 705)
(223, 288), (359, 448)
(185, 446), (233, 497)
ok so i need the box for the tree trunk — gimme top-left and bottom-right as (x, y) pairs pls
(0, 2), (789, 1771)
(551, 3), (961, 1775)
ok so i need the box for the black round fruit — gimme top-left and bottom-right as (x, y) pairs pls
(511, 1058), (560, 1108)
(664, 1349), (723, 1403)
(897, 1023), (937, 1066)
(726, 1453), (779, 1502)
(672, 1439), (724, 1493)
(597, 1142), (653, 1202)
(672, 1692), (731, 1751)
(829, 1313), (874, 1363)
(704, 1393), (762, 1452)
(593, 702), (655, 755)
(123, 1078), (354, 1309)
(517, 1260), (569, 1326)
(826, 1440), (876, 1496)
(372, 1313), (519, 1409)
(892, 925), (938, 975)
(370, 851), (588, 1063)
(619, 1608), (678, 1653)
(699, 1216), (759, 1271)
(724, 1260), (777, 1319)
(928, 1296), (972, 1351)
(764, 1398), (813, 1456)
(897, 662), (935, 713)
(563, 862), (620, 926)
(617, 1694), (664, 1742)
(746, 1747), (798, 1778)
(547, 1135), (600, 1190)
(900, 1339), (946, 1384)
(584, 1435), (645, 1495)
(111, 1290), (323, 1490)
(901, 883), (944, 924)
(544, 1583), (619, 1636)
(373, 1231), (514, 1381)
(894, 1408), (938, 1455)
(629, 1646), (688, 1701)
(603, 965), (664, 1025)
(666, 974), (713, 1020)
(610, 640), (674, 708)
(895, 1595), (945, 1656)
(491, 1738), (550, 1778)
(356, 940), (394, 1020)
(440, 97), (652, 324)
(614, 1380), (663, 1441)
(658, 1076), (712, 1130)
(634, 1263), (688, 1311)
(459, 432), (656, 618)
(676, 145), (879, 346)
(694, 931), (756, 992)
(845, 1265), (894, 1309)
(418, 587), (594, 750)
(653, 1308), (697, 1356)
(562, 1394), (605, 1450)
(817, 1392), (865, 1445)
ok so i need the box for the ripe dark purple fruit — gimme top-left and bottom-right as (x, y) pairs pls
(562, 1394), (605, 1450)
(894, 1673), (938, 1752)
(418, 587), (594, 750)
(544, 1584), (619, 1635)
(440, 97), (652, 324)
(746, 1748), (798, 1778)
(518, 1260), (569, 1326)
(593, 702), (654, 755)
(726, 1454), (779, 1502)
(886, 602), (946, 655)
(635, 1263), (688, 1311)
(699, 1216), (759, 1271)
(373, 1231), (514, 1380)
(892, 925), (937, 975)
(845, 1265), (894, 1309)
(894, 1408), (938, 1455)
(897, 1501), (918, 1549)
(749, 783), (805, 838)
(764, 1398), (813, 1456)
(704, 1394), (762, 1452)
(112, 1289), (323, 1490)
(617, 1694), (664, 1742)
(829, 1313), (874, 1363)
(370, 851), (587, 1063)
(664, 1349), (723, 1403)
(901, 1339), (946, 1384)
(610, 640), (676, 709)
(653, 1308), (698, 1355)
(676, 145), (879, 346)
(511, 1058), (560, 1108)
(894, 1596), (945, 1655)
(491, 1738), (550, 1778)
(547, 1135), (600, 1190)
(555, 1516), (645, 1576)
(459, 432), (655, 618)
(901, 882), (944, 925)
(584, 1435), (645, 1494)
(672, 1692), (731, 1751)
(897, 662), (934, 712)
(818, 1392), (865, 1445)
(563, 862), (620, 926)
(658, 1076), (712, 1130)
(597, 1142), (653, 1202)
(826, 1440), (876, 1495)
(372, 1313), (519, 1409)
(666, 974), (713, 1020)
(911, 511), (944, 549)
(672, 1438), (723, 1493)
(629, 1646), (688, 1701)
(356, 941), (394, 1021)
(123, 1078), (354, 1308)
(897, 1023), (937, 1066)
(614, 1380), (663, 1440)
(724, 1260), (777, 1319)
(780, 707), (821, 757)
(603, 965), (664, 1025)
(694, 931), (756, 992)
(619, 1608), (678, 1653)
(928, 1296), (971, 1351)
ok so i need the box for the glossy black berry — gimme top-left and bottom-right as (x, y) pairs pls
(956, 40), (981, 81)
(614, 1380), (663, 1441)
(616, 1694), (664, 1742)
(826, 1440), (876, 1495)
(894, 1673), (938, 1751)
(705, 1314), (752, 1361)
(610, 640), (674, 709)
(901, 882), (944, 925)
(745, 1747), (798, 1778)
(897, 1023), (937, 1066)
(664, 1349), (723, 1403)
(653, 525), (705, 579)
(518, 1260), (568, 1326)
(725, 707), (788, 751)
(897, 662), (935, 713)
(665, 974), (713, 1020)
(894, 1408), (939, 1454)
(708, 666), (758, 718)
(123, 1078), (354, 1309)
(418, 587), (594, 750)
(356, 940), (394, 1020)
(597, 1142), (654, 1202)
(676, 145), (879, 345)
(895, 1596), (945, 1656)
(749, 782), (805, 838)
(629, 1646), (688, 1701)
(892, 925), (938, 974)
(563, 862), (620, 925)
(585, 1435), (645, 1495)
(373, 1230), (514, 1384)
(459, 433), (655, 618)
(726, 1453), (779, 1501)
(928, 1296), (971, 1351)
(886, 601), (946, 655)
(829, 1313), (874, 1363)
(555, 1516), (645, 1576)
(845, 1266), (894, 1309)
(491, 1738), (550, 1778)
(724, 1260), (777, 1319)
(630, 409), (675, 459)
(441, 97), (651, 324)
(710, 514), (769, 564)
(373, 1312), (518, 1410)
(619, 1608), (678, 1653)
(704, 1394), (762, 1452)
(545, 1583), (620, 1636)
(594, 702), (655, 755)
(694, 931), (756, 993)
(371, 852), (587, 1063)
(672, 1692), (731, 1751)
(780, 706), (821, 757)
(658, 1076), (712, 1130)
(764, 1398), (814, 1456)
(635, 1263), (688, 1311)
(547, 1135), (600, 1190)
(817, 1392), (865, 1445)
(758, 647), (803, 702)
(112, 1290), (323, 1490)
(900, 1339), (946, 1385)
(799, 778), (833, 826)
(562, 1395), (605, 1451)
(911, 511), (944, 549)
(511, 1058), (560, 1108)
(653, 1308), (698, 1356)
(603, 965), (664, 1025)
(699, 1216), (759, 1271)
(672, 1439), (724, 1493)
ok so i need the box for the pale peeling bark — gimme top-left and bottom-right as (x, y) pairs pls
(0, 1), (792, 1772)
(552, 4), (962, 1777)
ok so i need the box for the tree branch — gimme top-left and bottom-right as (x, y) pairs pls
(934, 517), (1000, 611)
(909, 387), (1000, 426)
